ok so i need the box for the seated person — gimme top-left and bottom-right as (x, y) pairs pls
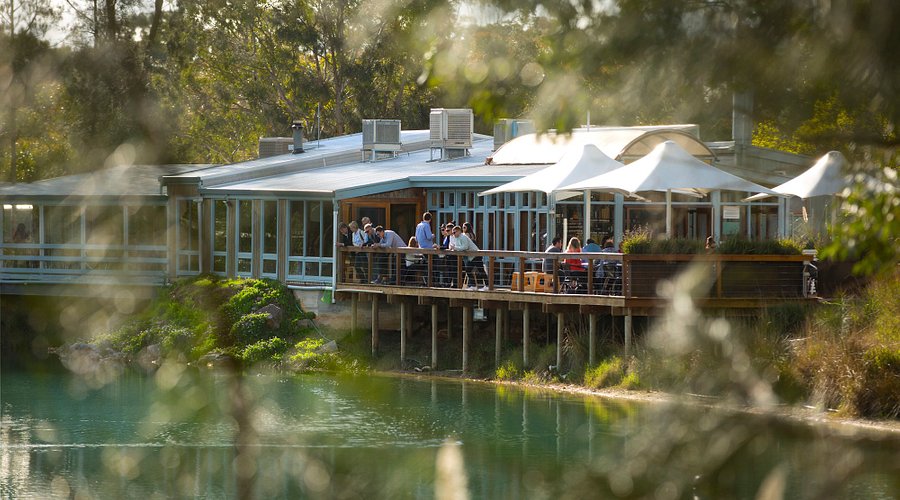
(562, 237), (587, 292)
(583, 238), (601, 253)
(401, 236), (427, 285)
(542, 236), (563, 274)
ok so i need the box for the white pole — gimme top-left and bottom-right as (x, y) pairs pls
(583, 190), (591, 243)
(665, 189), (673, 238)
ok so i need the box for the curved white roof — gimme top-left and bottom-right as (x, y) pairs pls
(489, 125), (714, 165)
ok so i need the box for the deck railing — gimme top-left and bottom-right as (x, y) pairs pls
(1, 242), (168, 285)
(336, 247), (817, 300)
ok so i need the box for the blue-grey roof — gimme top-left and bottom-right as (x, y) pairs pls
(198, 134), (528, 199)
(0, 164), (208, 201)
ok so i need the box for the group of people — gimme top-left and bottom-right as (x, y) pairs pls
(338, 213), (487, 289)
(543, 236), (618, 293)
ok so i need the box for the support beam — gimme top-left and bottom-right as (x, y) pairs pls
(431, 304), (439, 370)
(350, 294), (358, 335)
(522, 305), (530, 367)
(371, 295), (379, 357)
(556, 312), (564, 369)
(495, 308), (502, 368)
(462, 305), (472, 372)
(400, 301), (407, 366)
(624, 310), (632, 355)
(588, 313), (597, 366)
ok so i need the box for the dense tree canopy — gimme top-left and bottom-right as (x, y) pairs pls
(0, 0), (896, 268)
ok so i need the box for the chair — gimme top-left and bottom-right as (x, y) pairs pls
(600, 262), (622, 295)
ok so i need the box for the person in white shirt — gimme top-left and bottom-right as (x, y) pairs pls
(449, 225), (488, 290)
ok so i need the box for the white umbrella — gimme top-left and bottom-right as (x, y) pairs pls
(560, 141), (779, 237)
(479, 144), (623, 199)
(743, 151), (846, 201)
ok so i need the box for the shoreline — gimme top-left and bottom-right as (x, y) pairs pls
(386, 369), (900, 438)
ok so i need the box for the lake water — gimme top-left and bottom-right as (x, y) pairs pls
(1, 365), (897, 499)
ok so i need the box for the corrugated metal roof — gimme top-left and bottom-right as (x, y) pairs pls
(0, 164), (207, 200)
(165, 130), (433, 188)
(489, 125), (712, 165)
(201, 135), (498, 199)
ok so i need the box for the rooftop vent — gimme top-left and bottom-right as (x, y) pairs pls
(361, 119), (402, 161)
(493, 119), (534, 150)
(291, 121), (305, 154)
(429, 108), (473, 160)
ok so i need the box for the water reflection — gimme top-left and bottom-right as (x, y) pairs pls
(1, 368), (898, 498)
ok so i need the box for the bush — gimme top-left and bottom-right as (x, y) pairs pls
(716, 236), (803, 255)
(584, 357), (625, 389)
(496, 360), (520, 380)
(621, 226), (704, 254)
(242, 337), (289, 365)
(230, 313), (273, 344)
(855, 347), (900, 419)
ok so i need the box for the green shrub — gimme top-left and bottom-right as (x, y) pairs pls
(231, 313), (273, 344)
(289, 337), (347, 371)
(522, 370), (541, 384)
(242, 337), (289, 364)
(496, 360), (520, 380)
(621, 226), (652, 254)
(716, 236), (803, 255)
(618, 371), (641, 390)
(584, 357), (625, 389)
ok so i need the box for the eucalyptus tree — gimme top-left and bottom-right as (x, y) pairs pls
(0, 0), (62, 181)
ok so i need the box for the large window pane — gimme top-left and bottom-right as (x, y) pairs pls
(44, 205), (80, 245)
(238, 201), (252, 254)
(86, 205), (124, 246)
(263, 201), (277, 254)
(128, 205), (166, 247)
(290, 201), (304, 256)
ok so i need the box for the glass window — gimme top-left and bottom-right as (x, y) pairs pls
(3, 204), (39, 244)
(44, 205), (80, 245)
(238, 200), (253, 254)
(263, 201), (277, 254)
(213, 201), (228, 254)
(290, 201), (305, 256)
(86, 205), (124, 246)
(127, 205), (166, 247)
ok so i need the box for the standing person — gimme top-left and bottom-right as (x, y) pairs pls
(416, 212), (437, 250)
(373, 225), (403, 284)
(450, 225), (486, 290)
(337, 222), (353, 281)
(462, 221), (477, 244)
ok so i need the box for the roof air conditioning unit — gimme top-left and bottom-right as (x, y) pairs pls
(493, 119), (534, 150)
(362, 119), (402, 150)
(430, 108), (473, 150)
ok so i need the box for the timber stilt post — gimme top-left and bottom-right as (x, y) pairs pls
(556, 312), (564, 369)
(462, 305), (472, 372)
(588, 313), (597, 366)
(371, 295), (380, 357)
(495, 309), (502, 368)
(431, 303), (439, 370)
(522, 305), (530, 367)
(400, 301), (407, 366)
(350, 294), (358, 335)
(624, 310), (632, 355)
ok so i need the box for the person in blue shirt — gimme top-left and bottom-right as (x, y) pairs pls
(415, 212), (436, 250)
(583, 238), (601, 253)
